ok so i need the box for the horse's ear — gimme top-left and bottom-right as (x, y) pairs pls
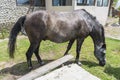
(102, 44), (106, 49)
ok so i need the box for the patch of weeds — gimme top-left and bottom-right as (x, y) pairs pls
(0, 27), (9, 39)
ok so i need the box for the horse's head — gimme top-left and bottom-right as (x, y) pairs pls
(91, 18), (106, 66)
(94, 43), (106, 66)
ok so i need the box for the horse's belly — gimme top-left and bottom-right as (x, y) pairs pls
(49, 35), (70, 43)
(46, 32), (75, 43)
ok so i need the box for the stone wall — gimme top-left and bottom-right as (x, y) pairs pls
(0, 0), (28, 30)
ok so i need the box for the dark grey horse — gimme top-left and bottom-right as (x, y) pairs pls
(8, 9), (106, 70)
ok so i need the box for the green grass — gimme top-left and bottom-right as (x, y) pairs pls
(0, 37), (120, 80)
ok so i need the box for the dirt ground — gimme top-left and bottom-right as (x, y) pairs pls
(0, 18), (120, 80)
(105, 26), (120, 40)
(105, 18), (120, 40)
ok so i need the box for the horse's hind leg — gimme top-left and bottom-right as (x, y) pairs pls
(26, 42), (39, 70)
(75, 38), (84, 65)
(34, 42), (44, 66)
(64, 39), (75, 56)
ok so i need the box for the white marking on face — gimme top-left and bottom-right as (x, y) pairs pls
(97, 46), (101, 50)
(103, 50), (106, 53)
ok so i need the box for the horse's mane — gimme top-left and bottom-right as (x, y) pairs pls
(81, 9), (96, 20)
(81, 9), (103, 26)
(81, 9), (105, 42)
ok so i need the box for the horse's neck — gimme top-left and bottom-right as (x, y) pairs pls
(90, 26), (105, 48)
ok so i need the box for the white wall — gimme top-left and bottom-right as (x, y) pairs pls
(74, 6), (109, 25)
(45, 0), (110, 25)
(46, 0), (74, 12)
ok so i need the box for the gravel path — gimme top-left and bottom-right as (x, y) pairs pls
(105, 18), (120, 40)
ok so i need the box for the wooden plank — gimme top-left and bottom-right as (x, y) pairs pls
(17, 54), (74, 80)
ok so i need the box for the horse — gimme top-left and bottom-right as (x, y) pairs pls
(112, 7), (120, 24)
(8, 9), (106, 70)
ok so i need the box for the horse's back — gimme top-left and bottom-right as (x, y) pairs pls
(44, 10), (93, 43)
(24, 9), (99, 43)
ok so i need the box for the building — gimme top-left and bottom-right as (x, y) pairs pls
(0, 0), (28, 33)
(0, 0), (111, 27)
(17, 0), (110, 25)
(45, 0), (110, 25)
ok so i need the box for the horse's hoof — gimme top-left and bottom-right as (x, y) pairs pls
(64, 53), (68, 56)
(28, 66), (33, 71)
(39, 61), (45, 66)
(75, 61), (82, 66)
(77, 62), (82, 66)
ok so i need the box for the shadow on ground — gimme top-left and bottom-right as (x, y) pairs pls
(0, 60), (99, 76)
(0, 60), (54, 76)
(81, 61), (99, 67)
(104, 64), (120, 80)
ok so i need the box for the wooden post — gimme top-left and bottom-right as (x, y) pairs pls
(17, 55), (74, 80)
(27, 0), (35, 14)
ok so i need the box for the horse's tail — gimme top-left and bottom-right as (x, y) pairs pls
(8, 15), (26, 58)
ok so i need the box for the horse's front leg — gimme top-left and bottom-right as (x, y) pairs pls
(64, 39), (75, 56)
(34, 42), (44, 66)
(75, 38), (84, 65)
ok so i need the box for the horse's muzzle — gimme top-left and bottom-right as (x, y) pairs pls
(99, 60), (106, 66)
